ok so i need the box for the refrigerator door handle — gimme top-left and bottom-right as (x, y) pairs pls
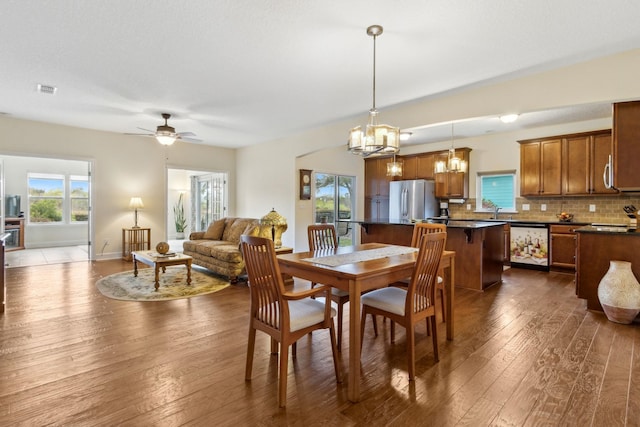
(401, 188), (408, 217)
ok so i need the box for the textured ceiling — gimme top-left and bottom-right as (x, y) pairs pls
(1, 0), (640, 148)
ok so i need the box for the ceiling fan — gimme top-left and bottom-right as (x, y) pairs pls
(128, 113), (201, 145)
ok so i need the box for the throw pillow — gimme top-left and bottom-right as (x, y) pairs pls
(203, 218), (226, 240)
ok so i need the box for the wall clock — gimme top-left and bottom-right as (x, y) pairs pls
(300, 169), (312, 200)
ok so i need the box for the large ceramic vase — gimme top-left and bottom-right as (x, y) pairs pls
(597, 260), (640, 324)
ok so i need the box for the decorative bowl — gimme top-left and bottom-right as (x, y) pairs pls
(156, 241), (170, 254)
(556, 213), (574, 222)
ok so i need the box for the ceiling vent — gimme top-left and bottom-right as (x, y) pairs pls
(37, 84), (57, 95)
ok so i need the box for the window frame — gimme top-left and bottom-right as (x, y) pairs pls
(27, 172), (90, 224)
(475, 170), (517, 213)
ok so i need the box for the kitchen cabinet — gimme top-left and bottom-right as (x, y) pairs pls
(435, 171), (467, 198)
(503, 224), (510, 264)
(519, 138), (562, 196)
(563, 130), (616, 195)
(400, 153), (437, 180)
(612, 101), (640, 191)
(549, 224), (578, 270)
(434, 148), (471, 199)
(364, 157), (391, 220)
(576, 227), (640, 311)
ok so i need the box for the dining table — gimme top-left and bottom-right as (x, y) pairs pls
(277, 242), (455, 403)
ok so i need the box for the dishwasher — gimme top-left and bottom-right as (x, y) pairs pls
(509, 222), (550, 271)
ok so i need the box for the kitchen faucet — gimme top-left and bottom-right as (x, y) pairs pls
(492, 206), (502, 219)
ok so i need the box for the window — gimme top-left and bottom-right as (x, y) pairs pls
(28, 173), (90, 223)
(28, 173), (64, 223)
(313, 173), (356, 246)
(476, 170), (516, 212)
(70, 175), (89, 222)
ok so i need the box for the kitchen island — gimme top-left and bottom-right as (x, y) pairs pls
(575, 225), (640, 311)
(348, 219), (505, 291)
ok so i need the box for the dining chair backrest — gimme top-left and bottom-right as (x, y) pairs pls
(406, 232), (447, 317)
(410, 222), (447, 248)
(240, 235), (287, 331)
(308, 224), (338, 251)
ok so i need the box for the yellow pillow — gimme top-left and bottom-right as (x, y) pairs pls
(203, 218), (226, 240)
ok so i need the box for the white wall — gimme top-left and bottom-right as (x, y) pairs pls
(1, 116), (236, 259)
(237, 48), (640, 250)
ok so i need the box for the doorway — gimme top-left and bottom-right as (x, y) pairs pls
(167, 169), (228, 250)
(1, 154), (92, 267)
(313, 172), (356, 246)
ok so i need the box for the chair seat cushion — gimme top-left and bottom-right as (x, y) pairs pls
(331, 287), (349, 297)
(361, 286), (407, 316)
(289, 298), (337, 332)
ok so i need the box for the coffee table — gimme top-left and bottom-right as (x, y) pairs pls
(132, 251), (193, 291)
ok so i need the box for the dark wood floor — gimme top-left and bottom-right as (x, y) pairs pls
(2, 260), (640, 426)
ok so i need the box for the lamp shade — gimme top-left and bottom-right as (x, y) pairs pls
(260, 208), (288, 248)
(129, 197), (144, 209)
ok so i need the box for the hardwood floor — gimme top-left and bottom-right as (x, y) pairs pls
(2, 261), (640, 426)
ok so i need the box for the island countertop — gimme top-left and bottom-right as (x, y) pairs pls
(349, 219), (504, 291)
(342, 218), (506, 229)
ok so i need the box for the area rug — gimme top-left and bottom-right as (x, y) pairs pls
(96, 266), (230, 301)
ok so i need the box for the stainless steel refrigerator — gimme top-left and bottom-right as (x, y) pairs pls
(389, 179), (438, 220)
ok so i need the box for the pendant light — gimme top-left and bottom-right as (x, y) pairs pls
(347, 25), (400, 156)
(386, 154), (403, 176)
(435, 123), (467, 174)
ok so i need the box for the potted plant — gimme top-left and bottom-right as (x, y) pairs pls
(173, 193), (187, 239)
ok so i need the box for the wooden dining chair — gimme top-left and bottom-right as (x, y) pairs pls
(307, 224), (350, 350)
(410, 223), (447, 323)
(360, 232), (446, 380)
(241, 235), (341, 407)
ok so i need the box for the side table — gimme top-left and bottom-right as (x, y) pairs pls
(122, 227), (151, 261)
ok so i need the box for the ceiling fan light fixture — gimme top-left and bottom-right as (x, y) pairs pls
(156, 131), (177, 146)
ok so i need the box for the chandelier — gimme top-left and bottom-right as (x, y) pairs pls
(434, 123), (467, 174)
(347, 25), (400, 156)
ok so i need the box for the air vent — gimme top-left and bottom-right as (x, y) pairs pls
(37, 84), (57, 95)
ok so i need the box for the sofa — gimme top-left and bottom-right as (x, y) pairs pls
(182, 217), (268, 283)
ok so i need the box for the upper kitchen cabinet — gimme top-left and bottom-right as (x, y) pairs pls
(563, 130), (616, 195)
(399, 152), (436, 180)
(519, 138), (562, 196)
(612, 101), (640, 191)
(434, 148), (471, 199)
(364, 157), (392, 220)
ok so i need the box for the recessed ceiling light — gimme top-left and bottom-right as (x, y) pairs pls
(37, 83), (57, 95)
(400, 131), (413, 141)
(499, 114), (519, 123)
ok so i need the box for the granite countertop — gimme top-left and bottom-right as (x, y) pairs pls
(575, 225), (640, 235)
(341, 218), (506, 228)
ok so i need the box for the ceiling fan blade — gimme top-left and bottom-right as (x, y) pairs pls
(179, 135), (202, 143)
(137, 127), (156, 133)
(177, 131), (196, 137)
(125, 132), (154, 136)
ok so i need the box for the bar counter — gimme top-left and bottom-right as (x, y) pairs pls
(345, 219), (505, 291)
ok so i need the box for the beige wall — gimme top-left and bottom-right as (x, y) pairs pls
(238, 48), (640, 249)
(3, 48), (640, 254)
(1, 116), (235, 259)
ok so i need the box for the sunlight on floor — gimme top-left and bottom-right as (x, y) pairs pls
(6, 245), (89, 268)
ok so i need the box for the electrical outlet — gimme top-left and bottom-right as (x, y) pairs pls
(466, 204), (471, 210)
(541, 204), (547, 211)
(589, 204), (596, 212)
(522, 204), (530, 211)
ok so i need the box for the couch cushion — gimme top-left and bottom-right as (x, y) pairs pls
(203, 218), (226, 240)
(223, 218), (258, 244)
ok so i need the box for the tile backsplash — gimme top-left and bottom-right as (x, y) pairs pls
(448, 195), (640, 224)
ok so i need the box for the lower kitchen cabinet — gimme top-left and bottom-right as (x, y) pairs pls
(549, 224), (579, 270)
